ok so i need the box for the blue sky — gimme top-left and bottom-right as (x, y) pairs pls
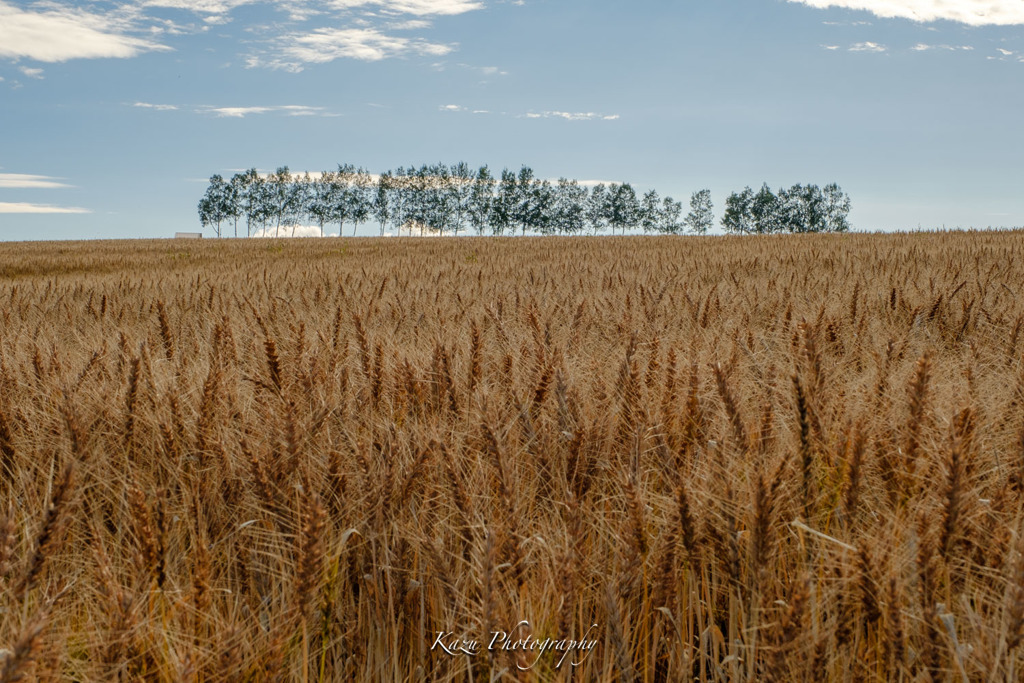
(1, 0), (1022, 239)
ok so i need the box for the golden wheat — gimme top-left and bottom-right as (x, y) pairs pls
(0, 231), (1022, 680)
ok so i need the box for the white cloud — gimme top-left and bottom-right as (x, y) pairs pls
(0, 174), (71, 189)
(455, 62), (508, 76)
(0, 202), (90, 214)
(140, 0), (257, 16)
(0, 1), (168, 62)
(910, 43), (973, 51)
(389, 19), (432, 29)
(263, 27), (453, 69)
(447, 107), (618, 121)
(251, 224), (323, 238)
(788, 1), (1024, 26)
(849, 41), (887, 51)
(197, 104), (331, 117)
(0, 1), (481, 71)
(202, 105), (269, 117)
(133, 101), (179, 110)
(142, 0), (318, 22)
(18, 66), (44, 78)
(327, 0), (484, 16)
(822, 44), (841, 49)
(997, 48), (1015, 55)
(523, 111), (620, 121)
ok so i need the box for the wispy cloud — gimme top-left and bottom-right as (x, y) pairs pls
(18, 66), (44, 79)
(0, 174), (71, 189)
(910, 43), (973, 51)
(133, 101), (179, 110)
(441, 106), (619, 121)
(0, 202), (90, 214)
(142, 0), (320, 23)
(388, 19), (433, 29)
(256, 27), (453, 70)
(196, 104), (334, 117)
(327, 0), (484, 16)
(129, 102), (337, 116)
(523, 111), (620, 121)
(789, 1), (1024, 26)
(1, 1), (482, 72)
(849, 41), (887, 52)
(140, 0), (257, 14)
(456, 62), (508, 77)
(988, 47), (1024, 62)
(0, 1), (169, 62)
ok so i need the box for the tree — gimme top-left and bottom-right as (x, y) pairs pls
(468, 166), (495, 235)
(686, 189), (715, 235)
(777, 184), (807, 233)
(329, 164), (357, 236)
(410, 164), (433, 234)
(307, 171), (336, 237)
(198, 174), (228, 237)
(555, 177), (587, 235)
(639, 189), (661, 234)
(800, 184), (827, 233)
(606, 183), (640, 234)
(530, 179), (557, 235)
(587, 184), (608, 234)
(721, 187), (754, 234)
(449, 161), (474, 236)
(492, 169), (517, 236)
(659, 197), (683, 234)
(224, 173), (242, 238)
(514, 166), (535, 235)
(266, 166), (301, 238)
(373, 171), (394, 236)
(237, 168), (267, 238)
(289, 174), (311, 237)
(390, 166), (411, 231)
(350, 167), (373, 236)
(750, 184), (781, 234)
(822, 183), (851, 232)
(425, 163), (455, 235)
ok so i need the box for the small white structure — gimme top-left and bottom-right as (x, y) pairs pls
(175, 232), (203, 239)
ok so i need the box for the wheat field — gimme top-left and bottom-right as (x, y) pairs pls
(1, 232), (1024, 682)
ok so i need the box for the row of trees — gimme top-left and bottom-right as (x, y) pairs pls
(197, 163), (714, 238)
(722, 183), (852, 234)
(197, 164), (851, 237)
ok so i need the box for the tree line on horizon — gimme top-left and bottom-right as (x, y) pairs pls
(197, 163), (851, 237)
(722, 182), (852, 234)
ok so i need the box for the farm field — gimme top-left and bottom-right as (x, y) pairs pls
(2, 232), (1024, 681)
